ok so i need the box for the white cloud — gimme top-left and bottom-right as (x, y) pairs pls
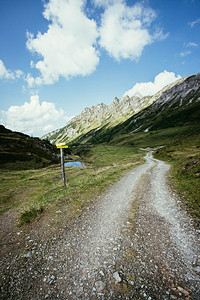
(186, 42), (198, 47)
(26, 0), (167, 86)
(0, 95), (70, 137)
(26, 0), (99, 86)
(0, 59), (23, 80)
(189, 18), (200, 27)
(123, 71), (182, 98)
(99, 1), (166, 60)
(180, 50), (191, 57)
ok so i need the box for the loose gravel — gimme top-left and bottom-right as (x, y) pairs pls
(1, 152), (199, 299)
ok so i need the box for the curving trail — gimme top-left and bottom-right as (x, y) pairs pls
(1, 152), (200, 299)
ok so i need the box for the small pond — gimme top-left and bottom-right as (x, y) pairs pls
(64, 161), (84, 167)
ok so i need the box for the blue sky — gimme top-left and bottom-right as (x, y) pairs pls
(0, 0), (199, 137)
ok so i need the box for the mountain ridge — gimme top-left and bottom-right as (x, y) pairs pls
(42, 73), (199, 145)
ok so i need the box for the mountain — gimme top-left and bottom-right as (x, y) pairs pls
(42, 73), (200, 145)
(0, 125), (59, 170)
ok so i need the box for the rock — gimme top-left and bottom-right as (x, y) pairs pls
(44, 73), (200, 146)
(194, 266), (200, 274)
(177, 286), (189, 297)
(22, 251), (34, 258)
(76, 287), (83, 293)
(95, 281), (106, 292)
(113, 271), (121, 283)
(99, 270), (104, 276)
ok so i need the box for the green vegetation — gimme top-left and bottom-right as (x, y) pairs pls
(154, 131), (200, 223)
(0, 125), (59, 170)
(107, 124), (200, 224)
(1, 74), (200, 226)
(109, 126), (196, 148)
(1, 123), (199, 226)
(20, 207), (44, 226)
(1, 124), (199, 226)
(72, 124), (200, 224)
(0, 146), (144, 225)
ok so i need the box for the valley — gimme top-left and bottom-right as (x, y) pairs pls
(43, 73), (200, 146)
(1, 0), (200, 297)
(0, 72), (200, 299)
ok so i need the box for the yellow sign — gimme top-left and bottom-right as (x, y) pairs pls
(56, 142), (68, 149)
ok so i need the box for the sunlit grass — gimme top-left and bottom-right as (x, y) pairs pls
(0, 146), (144, 225)
(2, 125), (199, 227)
(154, 133), (200, 223)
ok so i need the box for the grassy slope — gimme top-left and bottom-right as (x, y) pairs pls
(0, 125), (59, 170)
(1, 85), (200, 226)
(67, 83), (200, 225)
(110, 125), (200, 224)
(0, 146), (144, 226)
(154, 131), (200, 223)
(69, 89), (200, 145)
(67, 123), (200, 225)
(1, 126), (199, 227)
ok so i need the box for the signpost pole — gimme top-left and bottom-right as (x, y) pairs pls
(56, 143), (68, 187)
(60, 148), (66, 187)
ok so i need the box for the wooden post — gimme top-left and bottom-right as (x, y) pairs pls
(56, 143), (68, 187)
(60, 148), (66, 187)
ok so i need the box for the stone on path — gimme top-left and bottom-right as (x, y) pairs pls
(113, 271), (122, 283)
(95, 280), (106, 292)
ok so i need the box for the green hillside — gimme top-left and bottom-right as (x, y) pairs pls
(66, 73), (200, 223)
(1, 73), (199, 224)
(0, 125), (59, 170)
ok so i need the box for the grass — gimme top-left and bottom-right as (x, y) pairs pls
(0, 145), (144, 226)
(110, 125), (199, 148)
(108, 125), (200, 225)
(19, 207), (44, 226)
(103, 125), (200, 224)
(154, 133), (200, 224)
(1, 125), (199, 226)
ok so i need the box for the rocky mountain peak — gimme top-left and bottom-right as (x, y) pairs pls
(42, 73), (200, 144)
(112, 97), (120, 105)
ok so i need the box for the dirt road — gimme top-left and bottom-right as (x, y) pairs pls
(1, 152), (200, 299)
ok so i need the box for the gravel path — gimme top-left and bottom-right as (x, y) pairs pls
(1, 152), (200, 299)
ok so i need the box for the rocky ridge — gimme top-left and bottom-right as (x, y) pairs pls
(42, 95), (151, 143)
(42, 74), (200, 144)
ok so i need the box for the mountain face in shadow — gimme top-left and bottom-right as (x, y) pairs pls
(0, 125), (59, 170)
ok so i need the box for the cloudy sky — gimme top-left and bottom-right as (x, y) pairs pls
(0, 0), (199, 137)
